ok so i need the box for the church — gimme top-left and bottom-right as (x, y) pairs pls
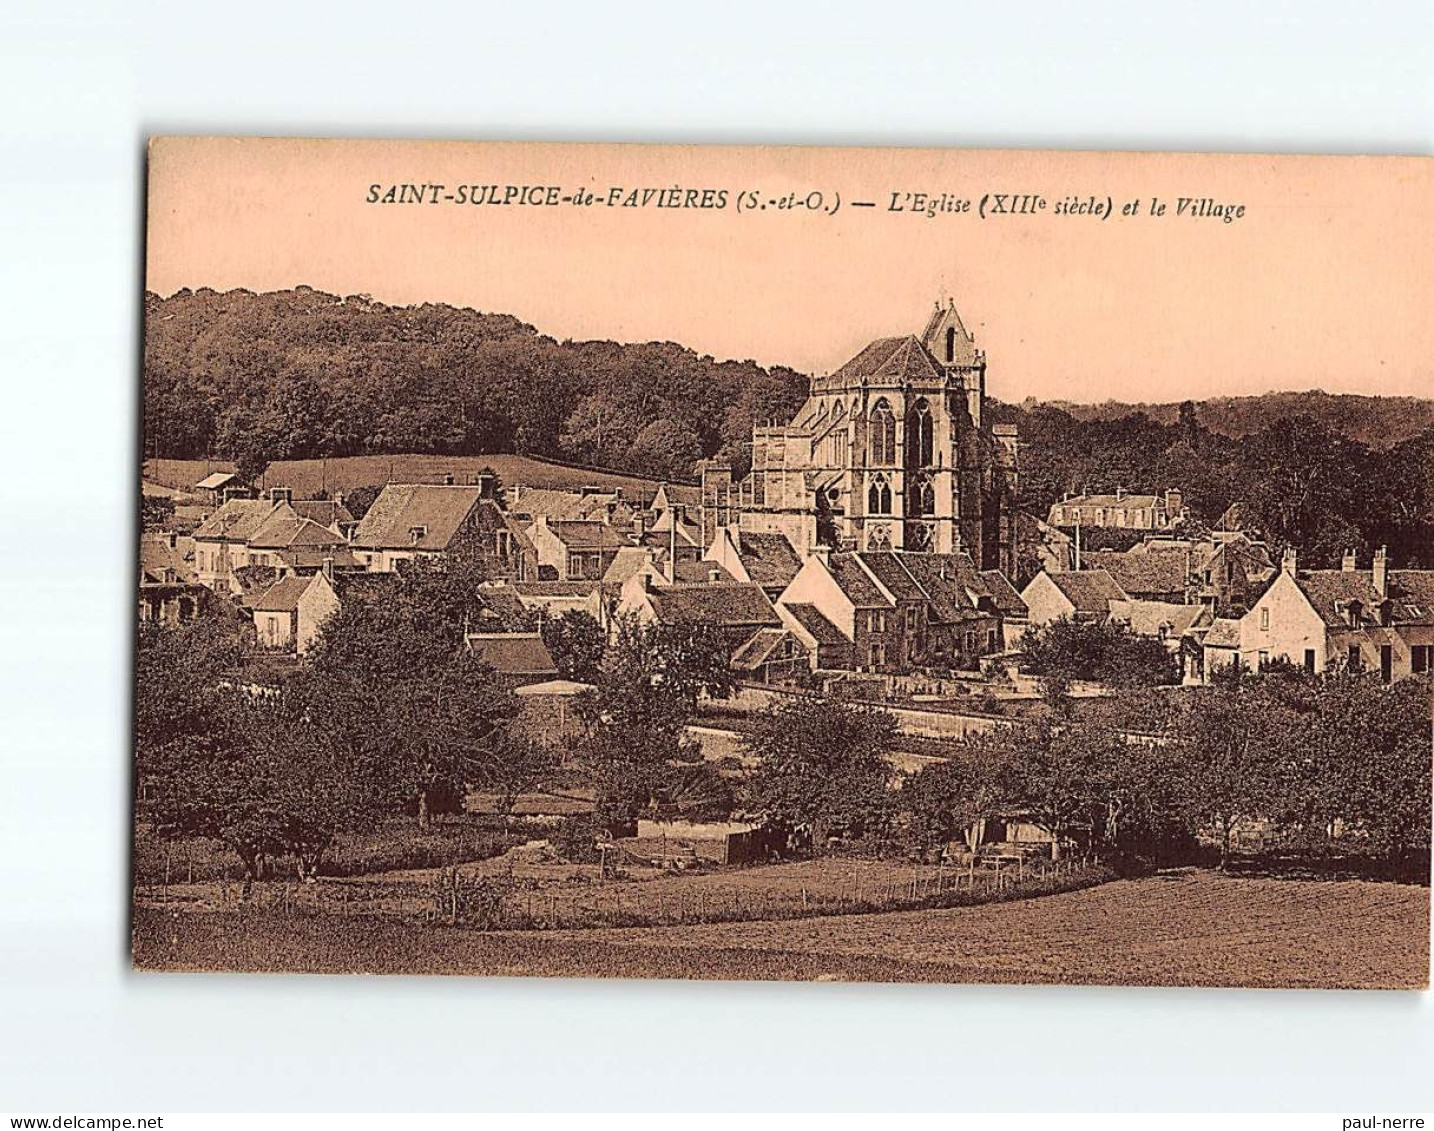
(700, 299), (1020, 576)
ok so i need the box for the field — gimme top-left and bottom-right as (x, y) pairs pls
(132, 869), (1430, 989)
(142, 454), (699, 503)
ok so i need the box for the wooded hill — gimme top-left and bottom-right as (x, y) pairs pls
(1034, 391), (1434, 450)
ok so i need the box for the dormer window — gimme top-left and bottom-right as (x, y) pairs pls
(409, 525), (428, 545)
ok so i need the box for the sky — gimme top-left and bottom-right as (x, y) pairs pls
(146, 138), (1433, 405)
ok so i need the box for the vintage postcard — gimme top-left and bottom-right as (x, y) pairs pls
(134, 137), (1431, 988)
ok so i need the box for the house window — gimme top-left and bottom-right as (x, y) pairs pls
(905, 606), (918, 630)
(568, 554), (583, 577)
(1413, 645), (1430, 674)
(987, 629), (998, 651)
(869, 399), (896, 466)
(1304, 649), (1316, 674)
(1260, 607), (1270, 632)
(496, 529), (512, 558)
(964, 631), (975, 653)
(868, 643), (885, 669)
(1347, 644), (1361, 671)
(1380, 644), (1393, 684)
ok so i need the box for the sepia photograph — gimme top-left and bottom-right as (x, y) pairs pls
(128, 138), (1432, 991)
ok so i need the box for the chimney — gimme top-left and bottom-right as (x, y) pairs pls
(641, 570), (655, 593)
(1165, 488), (1184, 514)
(1342, 548), (1357, 572)
(632, 513), (647, 541)
(322, 556), (334, 581)
(1373, 545), (1388, 599)
(442, 473), (455, 486)
(535, 514), (549, 531)
(581, 484), (599, 497)
(334, 490), (345, 510)
(268, 486), (292, 506)
(1282, 547), (1297, 576)
(475, 472), (495, 500)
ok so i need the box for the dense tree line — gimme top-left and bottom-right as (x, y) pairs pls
(738, 672), (1431, 873)
(143, 287), (808, 482)
(993, 400), (1434, 568)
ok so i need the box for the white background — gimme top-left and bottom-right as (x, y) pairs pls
(0, 0), (1430, 1113)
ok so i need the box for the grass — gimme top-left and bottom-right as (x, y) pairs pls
(142, 454), (697, 501)
(132, 868), (1430, 988)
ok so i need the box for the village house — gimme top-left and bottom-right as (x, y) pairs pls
(464, 632), (560, 688)
(252, 575), (313, 650)
(702, 526), (805, 601)
(138, 531), (206, 625)
(507, 484), (638, 528)
(1021, 568), (1128, 628)
(774, 549), (1017, 674)
(616, 571), (783, 654)
(350, 478), (533, 579)
(510, 580), (605, 626)
(1211, 547), (1434, 683)
(193, 470), (253, 509)
(527, 516), (633, 580)
(1079, 549), (1189, 604)
(191, 490), (301, 591)
(1048, 487), (1187, 532)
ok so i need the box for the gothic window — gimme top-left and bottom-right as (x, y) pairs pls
(867, 475), (892, 515)
(867, 523), (891, 550)
(945, 326), (956, 362)
(905, 521), (933, 552)
(869, 398), (896, 466)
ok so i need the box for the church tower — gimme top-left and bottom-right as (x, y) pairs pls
(717, 298), (1019, 576)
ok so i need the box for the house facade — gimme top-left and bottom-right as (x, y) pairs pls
(1048, 488), (1187, 532)
(1223, 548), (1434, 683)
(1020, 568), (1128, 628)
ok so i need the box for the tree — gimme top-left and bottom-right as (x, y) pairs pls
(540, 610), (606, 684)
(899, 738), (1007, 858)
(998, 722), (1110, 860)
(1021, 617), (1180, 688)
(300, 558), (517, 827)
(1173, 668), (1299, 867)
(477, 733), (560, 824)
(741, 696), (898, 847)
(573, 613), (734, 831)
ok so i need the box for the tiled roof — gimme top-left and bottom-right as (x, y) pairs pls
(828, 335), (944, 385)
(856, 551), (927, 603)
(646, 583), (780, 628)
(1082, 550), (1189, 597)
(979, 570), (1029, 618)
(674, 558), (738, 584)
(1046, 569), (1128, 614)
(473, 583), (534, 631)
(513, 581), (600, 598)
(1109, 599), (1208, 638)
(253, 575), (313, 614)
(542, 520), (632, 552)
(350, 484), (485, 551)
(275, 546), (359, 572)
(193, 499), (290, 543)
(1202, 617), (1242, 649)
(733, 532), (803, 589)
(782, 602), (848, 646)
(1295, 569), (1434, 627)
(291, 498), (355, 529)
(829, 552), (893, 608)
(249, 513), (350, 551)
(138, 534), (198, 585)
(465, 632), (558, 677)
(1058, 492), (1166, 510)
(509, 487), (635, 525)
(731, 627), (797, 671)
(895, 552), (987, 623)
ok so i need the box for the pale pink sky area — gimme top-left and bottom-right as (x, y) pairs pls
(146, 138), (1433, 404)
